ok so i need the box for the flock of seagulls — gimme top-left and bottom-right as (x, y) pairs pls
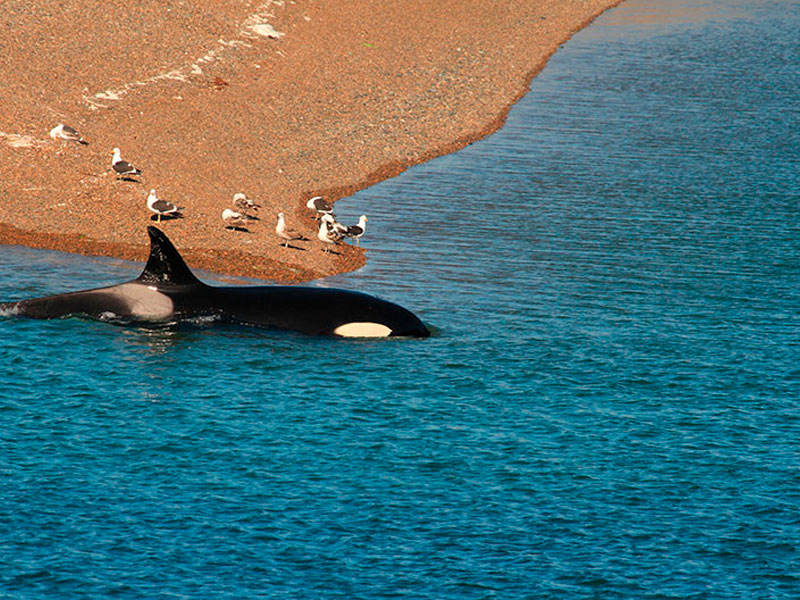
(316, 213), (368, 252)
(305, 195), (367, 251)
(223, 193), (260, 231)
(48, 123), (369, 252)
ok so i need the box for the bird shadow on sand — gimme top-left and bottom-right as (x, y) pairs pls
(280, 243), (308, 251)
(150, 214), (184, 222)
(224, 225), (252, 233)
(118, 176), (142, 183)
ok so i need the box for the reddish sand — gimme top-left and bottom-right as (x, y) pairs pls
(0, 0), (621, 282)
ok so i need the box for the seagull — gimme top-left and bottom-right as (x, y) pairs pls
(112, 148), (142, 179)
(233, 192), (261, 213)
(346, 215), (368, 246)
(306, 195), (333, 218)
(321, 213), (348, 238)
(49, 124), (88, 145)
(222, 208), (254, 231)
(275, 212), (306, 247)
(318, 217), (341, 253)
(147, 189), (182, 222)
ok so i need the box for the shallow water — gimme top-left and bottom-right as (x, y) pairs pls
(2, 0), (799, 597)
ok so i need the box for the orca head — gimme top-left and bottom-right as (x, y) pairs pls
(136, 226), (201, 286)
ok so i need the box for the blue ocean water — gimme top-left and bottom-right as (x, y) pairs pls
(1, 0), (798, 597)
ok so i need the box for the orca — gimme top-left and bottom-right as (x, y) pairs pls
(0, 226), (430, 338)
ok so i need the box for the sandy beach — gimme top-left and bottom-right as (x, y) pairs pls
(0, 0), (621, 282)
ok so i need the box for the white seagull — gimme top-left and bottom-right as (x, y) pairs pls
(147, 189), (182, 222)
(306, 195), (333, 217)
(112, 147), (142, 178)
(321, 213), (348, 238)
(275, 212), (306, 247)
(318, 217), (341, 253)
(49, 124), (88, 145)
(233, 192), (261, 213)
(346, 215), (368, 246)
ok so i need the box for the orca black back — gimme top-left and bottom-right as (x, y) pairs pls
(137, 226), (201, 286)
(1, 227), (430, 337)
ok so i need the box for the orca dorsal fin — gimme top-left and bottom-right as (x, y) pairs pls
(136, 226), (201, 286)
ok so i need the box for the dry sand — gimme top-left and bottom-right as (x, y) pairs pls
(0, 0), (621, 282)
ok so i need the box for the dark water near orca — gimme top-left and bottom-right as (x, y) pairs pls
(1, 1), (798, 597)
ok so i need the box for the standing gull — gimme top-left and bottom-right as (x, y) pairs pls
(322, 213), (348, 238)
(346, 215), (368, 246)
(112, 148), (142, 179)
(49, 124), (88, 145)
(275, 212), (306, 247)
(318, 215), (342, 253)
(147, 189), (182, 222)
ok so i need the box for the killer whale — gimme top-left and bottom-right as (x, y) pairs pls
(0, 226), (430, 338)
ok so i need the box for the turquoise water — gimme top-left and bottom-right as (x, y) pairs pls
(2, 0), (799, 597)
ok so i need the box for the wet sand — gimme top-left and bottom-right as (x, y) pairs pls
(0, 0), (622, 282)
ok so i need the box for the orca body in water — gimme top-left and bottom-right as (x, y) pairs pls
(0, 226), (430, 338)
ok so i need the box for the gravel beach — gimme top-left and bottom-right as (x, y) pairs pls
(0, 0), (621, 282)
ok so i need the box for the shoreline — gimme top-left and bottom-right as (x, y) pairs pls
(0, 0), (623, 283)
